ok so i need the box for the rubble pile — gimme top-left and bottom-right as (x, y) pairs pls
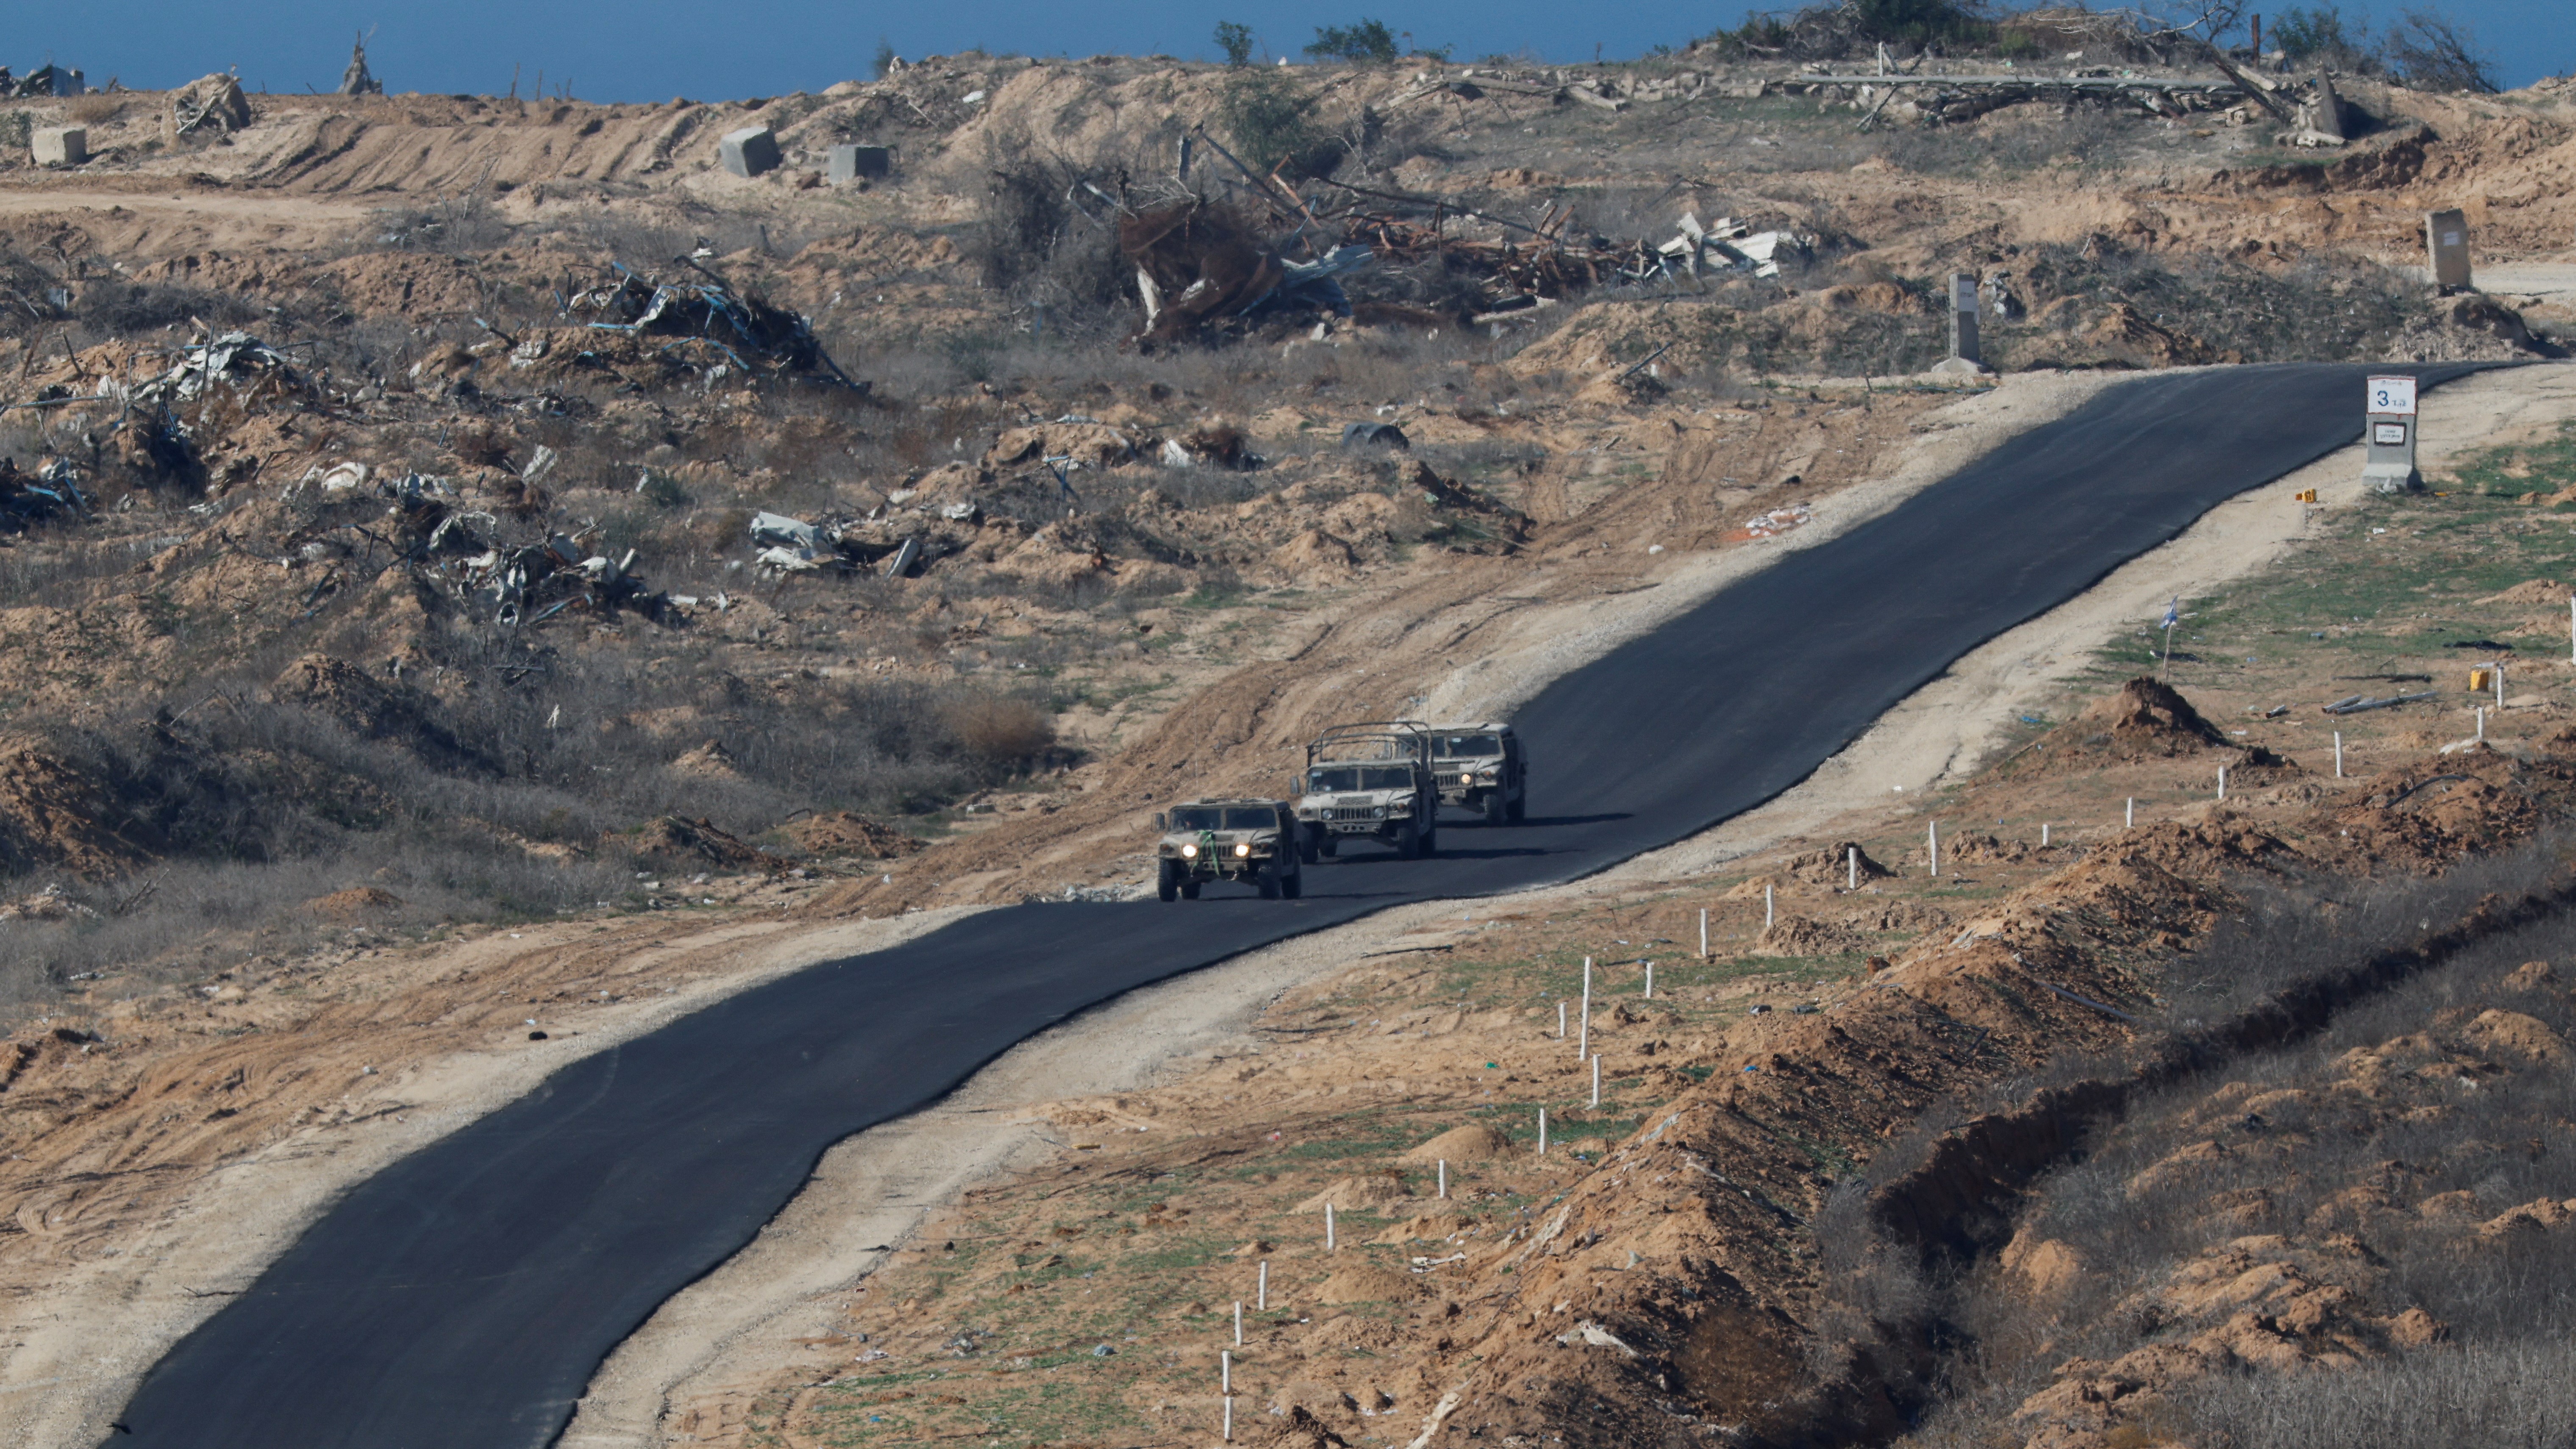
(567, 262), (855, 386)
(0, 458), (87, 533)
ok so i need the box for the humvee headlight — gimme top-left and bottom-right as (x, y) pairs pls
(1461, 772), (1474, 785)
(1181, 843), (1198, 858)
(1234, 842), (1251, 857)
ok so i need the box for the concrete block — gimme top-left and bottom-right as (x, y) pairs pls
(32, 127), (88, 167)
(827, 144), (892, 183)
(719, 125), (781, 179)
(2425, 208), (2472, 290)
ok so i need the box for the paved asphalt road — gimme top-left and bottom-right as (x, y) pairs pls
(111, 363), (2486, 1446)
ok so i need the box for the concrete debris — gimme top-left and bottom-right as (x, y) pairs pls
(0, 457), (89, 532)
(135, 332), (297, 404)
(719, 125), (782, 179)
(337, 36), (383, 97)
(2323, 690), (2440, 715)
(828, 144), (892, 183)
(743, 510), (940, 579)
(1652, 212), (1810, 281)
(1796, 69), (2250, 128)
(1122, 200), (1373, 348)
(1341, 421), (1410, 450)
(170, 73), (253, 136)
(300, 461), (369, 493)
(31, 127), (86, 167)
(5, 64), (84, 99)
(374, 472), (673, 627)
(570, 261), (853, 385)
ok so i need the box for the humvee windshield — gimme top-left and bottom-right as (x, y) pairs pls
(1432, 734), (1503, 759)
(1170, 806), (1281, 831)
(1309, 766), (1416, 792)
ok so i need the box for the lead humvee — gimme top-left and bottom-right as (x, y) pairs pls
(1292, 721), (1440, 862)
(1429, 722), (1526, 824)
(1153, 799), (1304, 900)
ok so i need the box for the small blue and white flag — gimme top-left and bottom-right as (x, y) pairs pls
(2161, 597), (2180, 631)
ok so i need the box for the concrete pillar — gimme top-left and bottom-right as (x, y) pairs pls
(827, 144), (892, 183)
(720, 125), (781, 178)
(32, 127), (87, 167)
(2425, 208), (2472, 291)
(2361, 373), (2421, 494)
(1932, 271), (1989, 375)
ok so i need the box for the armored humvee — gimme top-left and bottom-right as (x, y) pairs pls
(1429, 722), (1526, 824)
(1153, 799), (1304, 900)
(1293, 721), (1440, 862)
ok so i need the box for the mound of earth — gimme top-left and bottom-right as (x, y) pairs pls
(1295, 1173), (1414, 1213)
(1313, 1263), (1419, 1305)
(304, 886), (403, 919)
(626, 816), (792, 872)
(0, 735), (148, 876)
(2478, 579), (2572, 606)
(1401, 1121), (1515, 1162)
(1782, 840), (1895, 886)
(272, 654), (468, 762)
(2055, 676), (2228, 760)
(781, 811), (924, 858)
(1757, 915), (1868, 957)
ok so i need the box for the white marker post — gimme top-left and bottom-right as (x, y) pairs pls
(2041, 823), (2051, 847)
(1437, 1160), (1448, 1199)
(1235, 1301), (1244, 1346)
(1644, 961), (1654, 999)
(2126, 797), (2135, 829)
(1698, 908), (1709, 960)
(1222, 1350), (1232, 1393)
(1324, 1203), (1336, 1252)
(1538, 1108), (1548, 1155)
(1591, 1052), (1601, 1108)
(1257, 1260), (1267, 1311)
(2334, 731), (2344, 778)
(1224, 1395), (1234, 1442)
(2495, 663), (2506, 710)
(1558, 1001), (1567, 1038)
(2217, 766), (2227, 802)
(1764, 883), (1774, 930)
(1847, 846), (1858, 891)
(2477, 705), (2486, 743)
(1929, 821), (1940, 877)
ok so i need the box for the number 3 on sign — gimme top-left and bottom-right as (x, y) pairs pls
(2367, 375), (2418, 416)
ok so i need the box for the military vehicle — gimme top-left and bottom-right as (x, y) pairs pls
(1293, 721), (1440, 861)
(1429, 722), (1526, 824)
(1153, 799), (1303, 900)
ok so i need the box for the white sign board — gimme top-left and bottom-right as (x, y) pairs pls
(2367, 375), (2418, 416)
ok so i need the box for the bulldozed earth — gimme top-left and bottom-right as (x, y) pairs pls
(3, 30), (2576, 1449)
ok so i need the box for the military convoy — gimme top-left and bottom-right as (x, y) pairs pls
(1152, 719), (1527, 900)
(1153, 799), (1303, 900)
(1295, 721), (1442, 861)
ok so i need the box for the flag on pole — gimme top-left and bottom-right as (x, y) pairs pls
(2161, 597), (2180, 631)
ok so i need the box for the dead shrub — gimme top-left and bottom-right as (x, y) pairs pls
(939, 694), (1058, 776)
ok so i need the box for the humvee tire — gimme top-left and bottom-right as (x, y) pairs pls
(1482, 791), (1506, 824)
(1157, 860), (1181, 902)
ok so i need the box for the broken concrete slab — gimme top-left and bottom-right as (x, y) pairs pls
(31, 127), (86, 167)
(828, 144), (892, 183)
(720, 125), (781, 178)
